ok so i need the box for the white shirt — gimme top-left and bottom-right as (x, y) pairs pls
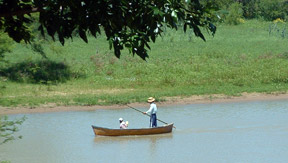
(146, 103), (157, 115)
(120, 121), (127, 129)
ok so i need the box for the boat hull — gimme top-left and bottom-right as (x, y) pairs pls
(92, 123), (173, 136)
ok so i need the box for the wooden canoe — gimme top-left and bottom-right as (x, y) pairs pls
(92, 123), (174, 136)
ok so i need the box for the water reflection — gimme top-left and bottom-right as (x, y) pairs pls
(93, 133), (173, 158)
(93, 133), (173, 144)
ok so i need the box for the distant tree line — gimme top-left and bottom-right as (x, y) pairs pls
(201, 0), (288, 23)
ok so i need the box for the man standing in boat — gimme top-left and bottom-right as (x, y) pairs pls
(143, 97), (158, 127)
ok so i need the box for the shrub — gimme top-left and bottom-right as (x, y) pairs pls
(226, 2), (244, 25)
(0, 60), (73, 84)
(257, 0), (287, 21)
(0, 32), (13, 61)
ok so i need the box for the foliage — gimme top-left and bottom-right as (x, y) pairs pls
(0, 14), (49, 62)
(240, 0), (258, 19)
(0, 60), (75, 84)
(0, 32), (13, 61)
(0, 0), (216, 60)
(202, 0), (288, 23)
(0, 161), (10, 163)
(268, 20), (288, 39)
(257, 0), (287, 21)
(201, 0), (234, 10)
(238, 0), (288, 21)
(225, 2), (244, 25)
(0, 116), (26, 144)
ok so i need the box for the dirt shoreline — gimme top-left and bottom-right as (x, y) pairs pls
(1, 92), (288, 115)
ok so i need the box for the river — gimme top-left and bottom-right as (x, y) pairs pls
(0, 99), (288, 163)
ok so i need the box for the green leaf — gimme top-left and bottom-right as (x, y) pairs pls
(184, 23), (187, 32)
(208, 22), (216, 36)
(79, 29), (88, 43)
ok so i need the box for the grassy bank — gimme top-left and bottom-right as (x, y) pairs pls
(0, 20), (288, 107)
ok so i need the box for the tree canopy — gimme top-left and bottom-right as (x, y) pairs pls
(0, 0), (216, 59)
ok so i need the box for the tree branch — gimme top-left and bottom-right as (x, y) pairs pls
(0, 7), (41, 18)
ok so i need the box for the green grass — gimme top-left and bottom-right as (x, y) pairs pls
(1, 20), (288, 107)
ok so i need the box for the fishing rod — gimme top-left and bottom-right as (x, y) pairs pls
(126, 104), (176, 129)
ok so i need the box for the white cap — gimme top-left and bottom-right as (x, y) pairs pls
(119, 118), (123, 121)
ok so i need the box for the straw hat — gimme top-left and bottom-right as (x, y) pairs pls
(147, 97), (155, 103)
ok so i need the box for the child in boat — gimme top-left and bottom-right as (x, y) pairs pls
(119, 118), (128, 129)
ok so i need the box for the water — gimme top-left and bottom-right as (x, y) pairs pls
(1, 100), (288, 163)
